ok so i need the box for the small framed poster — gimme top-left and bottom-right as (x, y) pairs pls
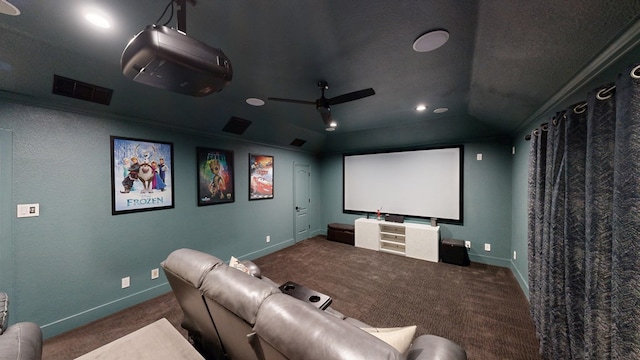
(197, 147), (235, 206)
(249, 154), (274, 200)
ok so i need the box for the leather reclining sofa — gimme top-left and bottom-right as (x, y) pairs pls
(161, 248), (467, 360)
(0, 292), (43, 360)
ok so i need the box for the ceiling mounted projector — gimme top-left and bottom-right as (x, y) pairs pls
(121, 1), (232, 96)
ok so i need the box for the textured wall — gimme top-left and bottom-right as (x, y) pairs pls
(0, 98), (321, 338)
(510, 131), (533, 297)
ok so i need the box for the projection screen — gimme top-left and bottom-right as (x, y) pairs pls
(343, 146), (462, 222)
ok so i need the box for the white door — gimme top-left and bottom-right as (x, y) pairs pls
(294, 163), (310, 242)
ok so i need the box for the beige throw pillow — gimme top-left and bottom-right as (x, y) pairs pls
(361, 325), (417, 354)
(229, 256), (249, 274)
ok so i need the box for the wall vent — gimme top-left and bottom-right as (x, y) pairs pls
(290, 138), (306, 147)
(52, 75), (113, 105)
(222, 116), (252, 135)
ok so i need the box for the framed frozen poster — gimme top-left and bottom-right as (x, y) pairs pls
(249, 154), (274, 200)
(111, 136), (174, 215)
(197, 147), (234, 206)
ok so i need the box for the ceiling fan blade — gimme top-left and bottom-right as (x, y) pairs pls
(328, 88), (375, 105)
(267, 97), (316, 105)
(318, 107), (333, 126)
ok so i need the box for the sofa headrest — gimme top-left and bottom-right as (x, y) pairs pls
(161, 248), (223, 288)
(0, 292), (7, 335)
(239, 260), (261, 278)
(254, 294), (402, 360)
(201, 265), (280, 325)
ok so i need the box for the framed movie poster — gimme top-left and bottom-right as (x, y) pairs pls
(249, 154), (274, 200)
(111, 136), (174, 215)
(197, 147), (234, 206)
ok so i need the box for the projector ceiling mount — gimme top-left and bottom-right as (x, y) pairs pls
(268, 81), (375, 128)
(171, 0), (196, 33)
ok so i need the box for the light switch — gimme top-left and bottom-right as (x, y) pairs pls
(17, 203), (39, 218)
(476, 153), (483, 161)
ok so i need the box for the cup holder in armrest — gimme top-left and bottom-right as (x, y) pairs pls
(308, 295), (320, 303)
(283, 284), (295, 291)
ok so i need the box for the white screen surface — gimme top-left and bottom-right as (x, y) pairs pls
(343, 147), (462, 221)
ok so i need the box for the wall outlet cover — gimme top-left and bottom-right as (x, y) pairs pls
(484, 243), (491, 252)
(17, 203), (39, 218)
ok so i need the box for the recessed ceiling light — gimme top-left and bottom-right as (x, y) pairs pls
(85, 12), (111, 28)
(413, 30), (449, 52)
(416, 104), (427, 112)
(0, 0), (20, 16)
(433, 107), (449, 113)
(246, 98), (265, 106)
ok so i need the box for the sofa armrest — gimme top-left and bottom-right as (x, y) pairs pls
(0, 322), (43, 360)
(406, 335), (467, 360)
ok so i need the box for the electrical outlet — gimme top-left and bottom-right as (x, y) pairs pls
(121, 276), (130, 289)
(151, 268), (159, 280)
(266, 235), (270, 243)
(477, 153), (483, 161)
(464, 241), (471, 249)
(484, 243), (491, 252)
(513, 251), (517, 260)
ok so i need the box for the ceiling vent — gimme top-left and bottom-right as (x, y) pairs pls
(222, 116), (252, 135)
(52, 75), (113, 105)
(290, 138), (307, 147)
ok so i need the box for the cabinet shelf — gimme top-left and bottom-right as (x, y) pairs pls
(380, 234), (405, 242)
(355, 218), (440, 263)
(379, 246), (406, 256)
(380, 238), (405, 246)
(379, 224), (406, 255)
(380, 231), (406, 238)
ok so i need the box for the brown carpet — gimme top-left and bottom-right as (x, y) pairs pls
(44, 236), (541, 360)
(253, 237), (542, 360)
(43, 292), (185, 359)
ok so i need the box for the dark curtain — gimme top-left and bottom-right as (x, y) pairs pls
(527, 63), (640, 359)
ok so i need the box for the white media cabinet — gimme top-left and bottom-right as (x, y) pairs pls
(354, 218), (440, 262)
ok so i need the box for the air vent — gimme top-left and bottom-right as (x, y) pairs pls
(52, 75), (113, 105)
(222, 116), (252, 135)
(290, 138), (307, 147)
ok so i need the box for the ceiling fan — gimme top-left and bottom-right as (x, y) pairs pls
(268, 81), (375, 129)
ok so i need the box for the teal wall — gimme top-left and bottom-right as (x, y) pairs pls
(0, 94), (531, 340)
(509, 131), (534, 297)
(320, 139), (515, 267)
(0, 97), (322, 338)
